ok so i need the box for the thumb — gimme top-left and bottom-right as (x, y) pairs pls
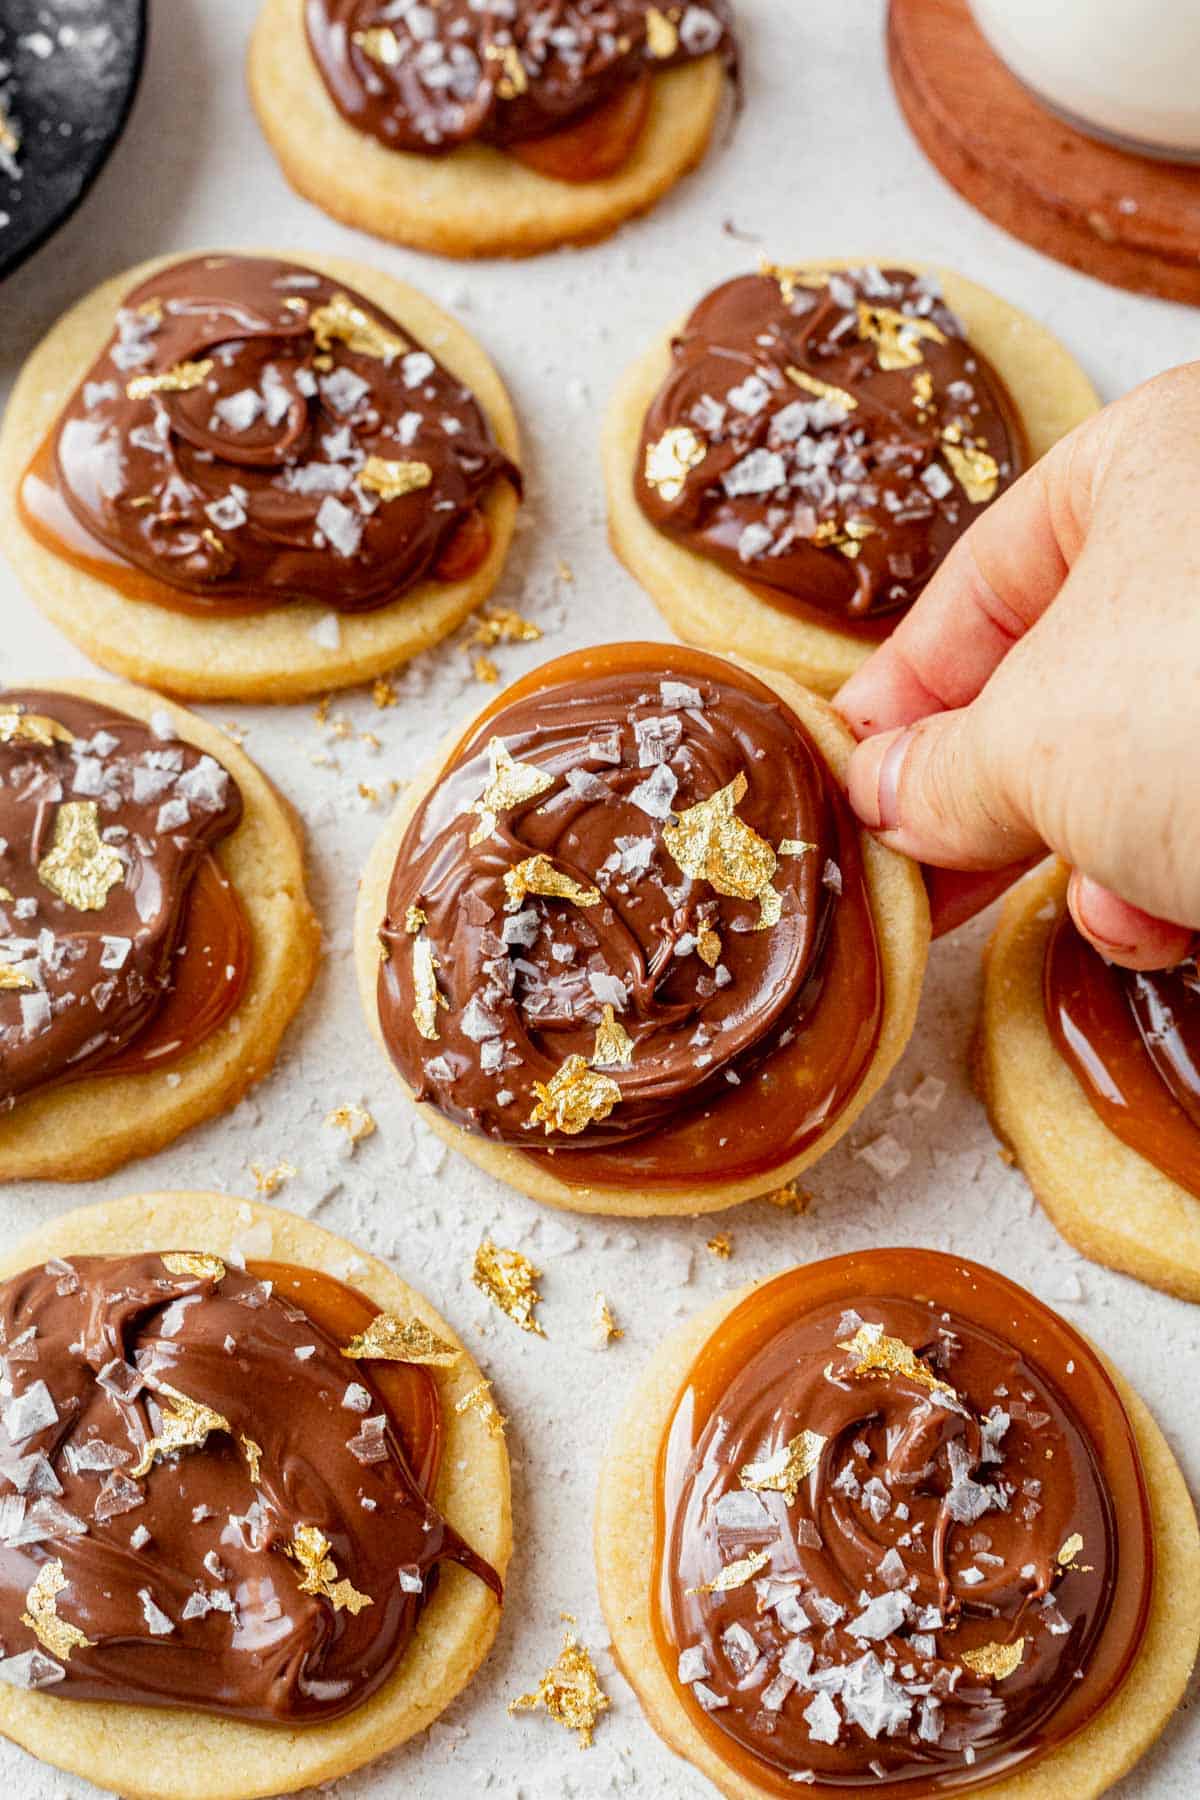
(845, 707), (1040, 870)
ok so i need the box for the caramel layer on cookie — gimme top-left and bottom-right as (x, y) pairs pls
(636, 266), (1027, 634)
(0, 693), (247, 1106)
(1045, 912), (1200, 1198)
(376, 643), (881, 1187)
(653, 1249), (1151, 1794)
(0, 1252), (499, 1721)
(306, 1), (733, 173)
(19, 255), (519, 617)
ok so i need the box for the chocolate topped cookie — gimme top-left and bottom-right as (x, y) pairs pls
(605, 260), (1099, 694)
(356, 642), (929, 1215)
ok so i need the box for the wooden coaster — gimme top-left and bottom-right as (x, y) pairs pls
(888, 0), (1200, 305)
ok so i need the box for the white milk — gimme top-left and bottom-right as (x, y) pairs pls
(969, 0), (1200, 158)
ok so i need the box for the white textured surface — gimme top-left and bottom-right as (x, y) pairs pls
(1, 2), (1197, 1796)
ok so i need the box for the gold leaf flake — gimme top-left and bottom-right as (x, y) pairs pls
(126, 358), (213, 400)
(412, 934), (446, 1041)
(342, 1313), (460, 1366)
(837, 1325), (956, 1399)
(404, 905), (427, 934)
(372, 676), (398, 709)
(787, 366), (858, 411)
(662, 773), (781, 930)
(688, 1548), (770, 1594)
(1057, 1533), (1085, 1568)
(325, 1102), (376, 1144)
(241, 1436), (263, 1485)
(762, 1179), (811, 1215)
(474, 607), (543, 647)
(130, 1385), (232, 1479)
(161, 1252), (226, 1282)
(778, 838), (816, 856)
(358, 456), (433, 501)
(455, 1379), (507, 1437)
(0, 963), (34, 992)
(0, 710), (74, 748)
(510, 1629), (610, 1748)
(962, 1637), (1025, 1681)
(468, 737), (555, 848)
(38, 802), (124, 912)
(940, 433), (1000, 504)
(913, 370), (935, 419)
(592, 1292), (623, 1346)
(739, 1430), (827, 1505)
(474, 654), (500, 685)
(309, 292), (407, 363)
(759, 262), (831, 307)
(856, 302), (947, 372)
(527, 1055), (621, 1137)
(504, 853), (600, 912)
(487, 42), (528, 99)
(473, 1239), (545, 1335)
(22, 1560), (94, 1661)
(696, 921), (721, 967)
(592, 1005), (633, 1069)
(352, 24), (401, 65)
(644, 426), (708, 502)
(252, 1161), (296, 1196)
(286, 1524), (373, 1615)
(645, 6), (679, 57)
(706, 1232), (733, 1259)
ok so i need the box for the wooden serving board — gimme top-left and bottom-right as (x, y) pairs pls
(888, 0), (1200, 305)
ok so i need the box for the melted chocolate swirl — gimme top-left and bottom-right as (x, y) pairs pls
(636, 267), (1026, 631)
(377, 645), (879, 1159)
(656, 1251), (1152, 1794)
(0, 692), (243, 1108)
(0, 1253), (499, 1721)
(306, 1), (733, 156)
(31, 255), (517, 615)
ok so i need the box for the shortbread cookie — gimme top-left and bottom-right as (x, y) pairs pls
(0, 1189), (511, 1800)
(596, 1249), (1199, 1798)
(250, 0), (733, 258)
(979, 860), (1200, 1303)
(354, 641), (929, 1216)
(0, 682), (320, 1180)
(605, 260), (1098, 694)
(0, 251), (521, 701)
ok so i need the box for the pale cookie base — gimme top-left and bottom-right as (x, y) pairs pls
(595, 1280), (1200, 1800)
(248, 0), (726, 258)
(0, 1190), (512, 1800)
(0, 251), (521, 702)
(978, 861), (1200, 1303)
(352, 656), (931, 1217)
(603, 260), (1101, 696)
(0, 682), (321, 1182)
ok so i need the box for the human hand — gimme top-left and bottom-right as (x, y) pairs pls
(834, 363), (1200, 970)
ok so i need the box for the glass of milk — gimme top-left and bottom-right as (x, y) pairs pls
(969, 0), (1200, 161)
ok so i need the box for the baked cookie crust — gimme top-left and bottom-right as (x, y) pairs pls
(595, 1280), (1200, 1800)
(603, 260), (1100, 696)
(0, 1189), (512, 1800)
(0, 682), (320, 1182)
(978, 860), (1200, 1304)
(0, 252), (521, 702)
(248, 0), (726, 258)
(353, 656), (930, 1217)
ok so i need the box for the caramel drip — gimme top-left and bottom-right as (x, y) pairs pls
(652, 1250), (1152, 1795)
(1044, 910), (1200, 1198)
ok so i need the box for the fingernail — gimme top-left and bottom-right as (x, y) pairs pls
(875, 728), (913, 834)
(1068, 872), (1137, 956)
